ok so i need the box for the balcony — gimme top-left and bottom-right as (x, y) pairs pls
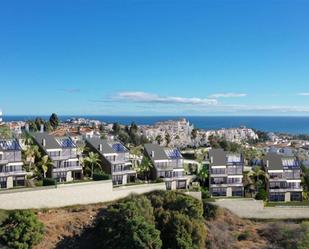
(53, 165), (82, 172)
(0, 169), (26, 176)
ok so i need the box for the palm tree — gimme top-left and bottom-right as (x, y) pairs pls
(136, 156), (153, 181)
(38, 155), (53, 178)
(244, 167), (268, 197)
(84, 152), (101, 178)
(23, 145), (41, 172)
(130, 146), (143, 168)
(197, 165), (208, 187)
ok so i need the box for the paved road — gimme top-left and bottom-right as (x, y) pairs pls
(214, 199), (309, 219)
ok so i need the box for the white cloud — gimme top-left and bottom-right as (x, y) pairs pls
(114, 92), (218, 105)
(208, 93), (247, 98)
(298, 93), (309, 96)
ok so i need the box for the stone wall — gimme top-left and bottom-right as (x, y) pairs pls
(0, 181), (166, 210)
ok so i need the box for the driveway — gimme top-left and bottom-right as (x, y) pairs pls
(213, 199), (309, 219)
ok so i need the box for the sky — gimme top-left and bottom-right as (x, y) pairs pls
(0, 0), (309, 116)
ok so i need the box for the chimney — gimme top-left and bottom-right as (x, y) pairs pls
(25, 123), (29, 132)
(42, 138), (46, 147)
(210, 156), (213, 164)
(40, 124), (44, 133)
(99, 144), (102, 151)
(151, 151), (155, 158)
(266, 160), (269, 168)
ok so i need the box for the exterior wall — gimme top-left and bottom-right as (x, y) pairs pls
(0, 181), (166, 210)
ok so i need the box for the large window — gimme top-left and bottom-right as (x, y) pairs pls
(112, 175), (123, 185)
(211, 168), (226, 175)
(212, 187), (226, 196)
(269, 193), (285, 202)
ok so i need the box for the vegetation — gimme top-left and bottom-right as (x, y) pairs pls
(43, 178), (56, 186)
(93, 171), (111, 181)
(135, 156), (153, 181)
(0, 124), (12, 138)
(0, 210), (44, 249)
(208, 135), (241, 152)
(49, 113), (60, 129)
(94, 191), (206, 249)
(83, 152), (101, 178)
(112, 122), (149, 146)
(38, 155), (53, 179)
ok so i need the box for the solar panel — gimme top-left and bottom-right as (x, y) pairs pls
(282, 158), (299, 168)
(112, 143), (127, 153)
(56, 138), (75, 148)
(227, 154), (241, 163)
(166, 149), (182, 159)
(0, 139), (21, 151)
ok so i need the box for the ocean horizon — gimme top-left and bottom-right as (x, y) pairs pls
(2, 115), (309, 135)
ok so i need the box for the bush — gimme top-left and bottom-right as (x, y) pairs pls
(203, 200), (218, 219)
(43, 178), (56, 186)
(93, 172), (110, 181)
(0, 210), (44, 249)
(298, 222), (309, 249)
(258, 222), (301, 249)
(201, 188), (211, 199)
(255, 188), (267, 200)
(237, 231), (251, 241)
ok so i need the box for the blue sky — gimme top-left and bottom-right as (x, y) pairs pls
(1, 0), (309, 116)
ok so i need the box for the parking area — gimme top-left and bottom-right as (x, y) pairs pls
(214, 198), (309, 219)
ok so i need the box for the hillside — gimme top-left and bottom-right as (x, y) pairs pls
(0, 192), (307, 249)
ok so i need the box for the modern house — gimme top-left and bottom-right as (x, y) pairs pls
(31, 132), (82, 182)
(0, 139), (26, 189)
(208, 149), (244, 197)
(144, 143), (188, 190)
(86, 138), (136, 185)
(264, 153), (302, 202)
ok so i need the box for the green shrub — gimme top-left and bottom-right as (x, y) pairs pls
(298, 222), (309, 249)
(255, 188), (267, 200)
(93, 172), (110, 181)
(0, 210), (44, 249)
(202, 200), (218, 219)
(201, 188), (211, 199)
(237, 231), (251, 241)
(43, 178), (56, 186)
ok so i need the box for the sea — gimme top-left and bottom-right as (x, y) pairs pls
(3, 115), (309, 135)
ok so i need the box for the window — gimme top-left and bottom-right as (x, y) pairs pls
(112, 175), (123, 185)
(269, 193), (285, 201)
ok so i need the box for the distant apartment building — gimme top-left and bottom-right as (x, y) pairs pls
(0, 139), (26, 189)
(144, 143), (188, 190)
(86, 138), (136, 185)
(264, 153), (302, 202)
(32, 133), (82, 182)
(209, 149), (244, 197)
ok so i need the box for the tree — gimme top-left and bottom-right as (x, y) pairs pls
(155, 135), (163, 145)
(49, 113), (60, 129)
(129, 122), (138, 135)
(301, 164), (309, 199)
(23, 145), (41, 173)
(136, 156), (153, 181)
(191, 129), (198, 146)
(112, 123), (121, 135)
(38, 155), (53, 178)
(165, 133), (171, 147)
(98, 197), (161, 249)
(84, 152), (101, 178)
(197, 165), (208, 187)
(0, 125), (12, 139)
(0, 210), (44, 249)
